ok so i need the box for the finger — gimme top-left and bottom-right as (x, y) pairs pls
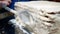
(2, 0), (11, 4)
(4, 0), (11, 3)
(1, 1), (9, 5)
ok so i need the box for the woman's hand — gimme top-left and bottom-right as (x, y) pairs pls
(3, 0), (11, 5)
(0, 0), (11, 8)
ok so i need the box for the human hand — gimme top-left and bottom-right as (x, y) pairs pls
(0, 0), (11, 8)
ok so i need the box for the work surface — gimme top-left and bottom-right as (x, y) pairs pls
(15, 1), (60, 12)
(14, 1), (60, 34)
